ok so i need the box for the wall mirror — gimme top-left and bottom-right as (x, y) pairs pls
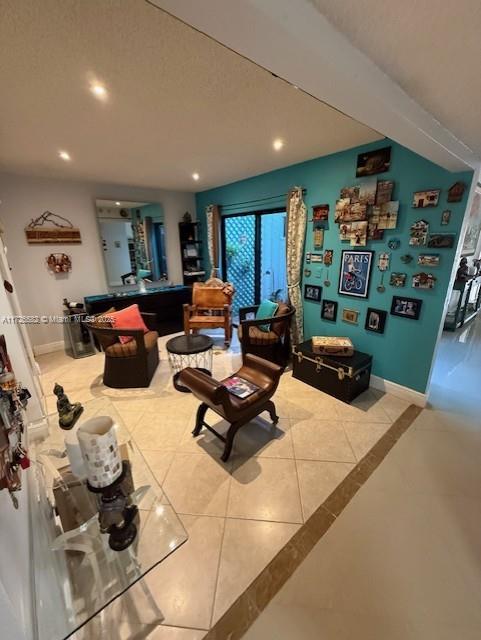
(96, 199), (168, 287)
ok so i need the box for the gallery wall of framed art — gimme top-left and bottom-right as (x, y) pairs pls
(196, 140), (474, 394)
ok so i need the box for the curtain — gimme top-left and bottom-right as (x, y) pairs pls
(206, 204), (221, 278)
(286, 186), (307, 345)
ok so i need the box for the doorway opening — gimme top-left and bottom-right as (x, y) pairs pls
(221, 208), (287, 316)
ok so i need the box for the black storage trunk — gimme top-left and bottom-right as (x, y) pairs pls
(292, 341), (372, 404)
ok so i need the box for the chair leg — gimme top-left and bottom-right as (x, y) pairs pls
(265, 400), (279, 424)
(221, 421), (242, 462)
(193, 403), (208, 437)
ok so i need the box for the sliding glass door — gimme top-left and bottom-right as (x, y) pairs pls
(222, 209), (287, 316)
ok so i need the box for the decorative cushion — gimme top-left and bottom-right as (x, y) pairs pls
(110, 304), (149, 344)
(272, 302), (290, 337)
(91, 307), (118, 349)
(105, 330), (159, 358)
(255, 299), (279, 332)
(238, 324), (279, 345)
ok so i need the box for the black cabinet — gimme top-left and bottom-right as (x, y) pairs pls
(84, 286), (191, 337)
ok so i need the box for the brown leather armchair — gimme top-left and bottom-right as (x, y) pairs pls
(178, 353), (283, 461)
(86, 311), (159, 388)
(238, 303), (295, 367)
(183, 281), (233, 346)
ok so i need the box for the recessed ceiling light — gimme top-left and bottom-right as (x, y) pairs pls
(90, 83), (107, 99)
(273, 139), (284, 151)
(115, 201), (121, 206)
(192, 173), (200, 181)
(58, 150), (71, 161)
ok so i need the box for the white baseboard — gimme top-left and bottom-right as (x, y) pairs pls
(370, 374), (427, 407)
(33, 340), (64, 356)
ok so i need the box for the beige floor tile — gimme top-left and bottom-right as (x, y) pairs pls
(244, 603), (413, 640)
(133, 413), (190, 451)
(233, 418), (294, 459)
(212, 518), (299, 624)
(142, 450), (176, 485)
(117, 514), (223, 630)
(162, 453), (231, 516)
(389, 428), (481, 498)
(291, 418), (356, 463)
(334, 390), (392, 423)
(342, 420), (391, 461)
(228, 457), (302, 523)
(296, 460), (355, 520)
(113, 408), (145, 432)
(376, 393), (411, 423)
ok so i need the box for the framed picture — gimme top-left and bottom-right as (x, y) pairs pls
(461, 186), (481, 256)
(427, 234), (455, 249)
(447, 181), (466, 203)
(312, 204), (329, 221)
(356, 146), (391, 177)
(412, 272), (436, 289)
(441, 210), (451, 226)
(390, 272), (406, 287)
(342, 308), (359, 324)
(390, 296), (423, 320)
(365, 308), (387, 334)
(321, 299), (338, 321)
(418, 254), (440, 267)
(358, 176), (377, 205)
(376, 180), (394, 205)
(412, 190), (440, 208)
(338, 250), (374, 299)
(304, 284), (322, 302)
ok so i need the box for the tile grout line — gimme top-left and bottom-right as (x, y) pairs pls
(203, 403), (423, 640)
(291, 418), (308, 524)
(207, 461), (235, 628)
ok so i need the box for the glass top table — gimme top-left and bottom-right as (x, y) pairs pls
(28, 397), (188, 640)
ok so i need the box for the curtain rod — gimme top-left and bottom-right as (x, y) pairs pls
(219, 188), (306, 210)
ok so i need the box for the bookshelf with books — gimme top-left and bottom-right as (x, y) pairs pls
(178, 221), (205, 285)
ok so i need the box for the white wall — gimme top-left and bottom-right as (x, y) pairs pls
(0, 172), (195, 351)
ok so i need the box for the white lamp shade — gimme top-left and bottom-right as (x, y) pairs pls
(77, 416), (122, 488)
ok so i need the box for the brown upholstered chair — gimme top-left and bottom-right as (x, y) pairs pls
(183, 281), (233, 346)
(238, 303), (295, 367)
(179, 354), (283, 461)
(86, 311), (159, 388)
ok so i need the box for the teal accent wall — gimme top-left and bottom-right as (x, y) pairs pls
(196, 140), (473, 393)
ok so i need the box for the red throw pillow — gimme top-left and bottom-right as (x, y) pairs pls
(110, 304), (149, 344)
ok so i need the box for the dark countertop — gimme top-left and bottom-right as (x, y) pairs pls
(84, 285), (189, 304)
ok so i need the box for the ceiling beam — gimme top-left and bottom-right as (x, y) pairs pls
(149, 0), (479, 172)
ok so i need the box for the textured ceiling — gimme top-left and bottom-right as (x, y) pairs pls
(0, 0), (381, 191)
(311, 0), (481, 158)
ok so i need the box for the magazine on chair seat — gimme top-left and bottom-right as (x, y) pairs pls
(222, 376), (260, 398)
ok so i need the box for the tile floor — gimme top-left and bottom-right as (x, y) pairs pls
(243, 316), (481, 640)
(37, 330), (410, 638)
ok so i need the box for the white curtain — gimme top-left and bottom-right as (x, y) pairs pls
(286, 187), (307, 344)
(206, 204), (220, 278)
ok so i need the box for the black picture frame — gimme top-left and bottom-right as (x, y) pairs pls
(321, 299), (338, 321)
(365, 308), (387, 334)
(304, 284), (322, 302)
(338, 249), (374, 299)
(427, 234), (456, 249)
(390, 296), (423, 320)
(356, 146), (391, 177)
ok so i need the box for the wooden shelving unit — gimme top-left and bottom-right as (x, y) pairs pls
(178, 221), (205, 286)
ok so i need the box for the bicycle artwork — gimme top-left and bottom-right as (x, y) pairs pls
(338, 250), (374, 298)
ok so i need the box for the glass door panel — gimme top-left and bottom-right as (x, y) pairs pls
(260, 212), (287, 303)
(224, 214), (256, 316)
